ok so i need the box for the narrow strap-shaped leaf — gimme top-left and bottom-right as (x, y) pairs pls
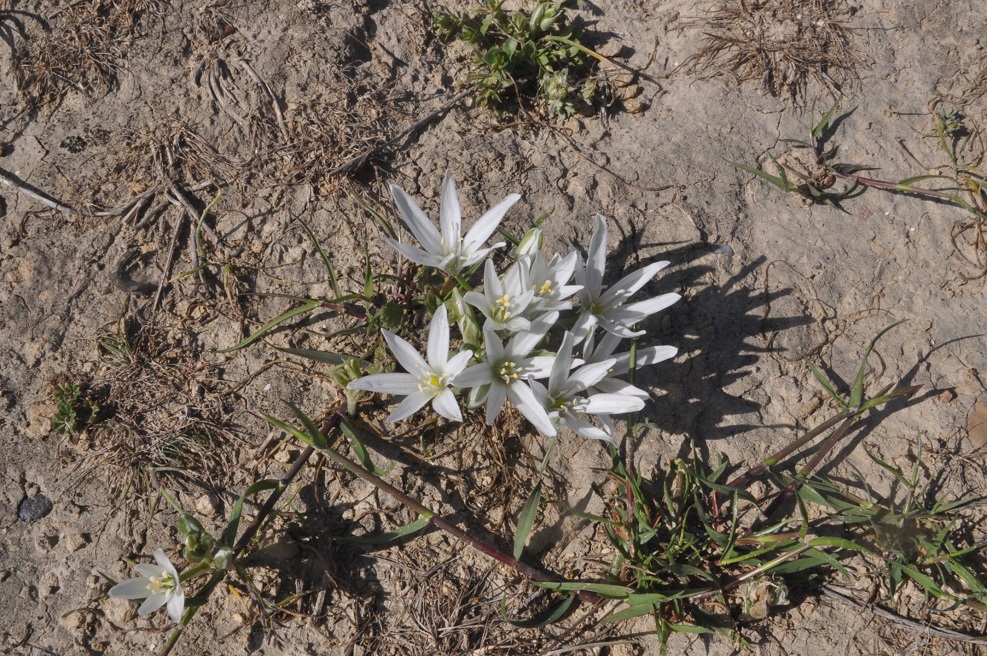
(850, 320), (906, 408)
(221, 479), (280, 547)
(286, 402), (330, 449)
(338, 516), (429, 545)
(501, 593), (575, 628)
(513, 481), (542, 560)
(339, 418), (385, 476)
(221, 300), (322, 352)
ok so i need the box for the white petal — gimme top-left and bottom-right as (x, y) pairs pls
(527, 379), (551, 408)
(386, 238), (444, 268)
(445, 350), (474, 377)
(462, 245), (503, 270)
(453, 363), (493, 389)
(508, 311), (558, 358)
(593, 378), (651, 399)
(485, 382), (509, 424)
(570, 310), (598, 344)
(166, 588), (185, 623)
(583, 214), (608, 298)
(389, 183), (442, 254)
(566, 359), (616, 393)
(462, 193), (521, 253)
(109, 577), (152, 600)
(610, 293), (681, 321)
(599, 261), (669, 306)
(508, 383), (557, 436)
(427, 305), (450, 369)
(387, 391), (432, 422)
(525, 356), (556, 379)
(431, 388), (463, 422)
(138, 592), (169, 616)
(548, 332), (575, 395)
(439, 171), (462, 251)
(382, 330), (429, 375)
(563, 414), (616, 443)
(134, 563), (164, 579)
(581, 393), (646, 415)
(347, 373), (419, 395)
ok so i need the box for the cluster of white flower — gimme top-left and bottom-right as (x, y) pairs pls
(349, 172), (680, 444)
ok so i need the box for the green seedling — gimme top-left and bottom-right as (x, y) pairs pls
(51, 382), (100, 435)
(734, 103), (987, 225)
(435, 1), (605, 117)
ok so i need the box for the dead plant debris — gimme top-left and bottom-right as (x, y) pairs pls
(685, 0), (863, 103)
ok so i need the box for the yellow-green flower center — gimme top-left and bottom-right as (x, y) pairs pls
(418, 371), (447, 391)
(147, 574), (176, 596)
(539, 280), (554, 297)
(498, 361), (521, 384)
(493, 294), (514, 323)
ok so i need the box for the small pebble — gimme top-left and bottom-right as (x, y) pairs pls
(18, 493), (53, 521)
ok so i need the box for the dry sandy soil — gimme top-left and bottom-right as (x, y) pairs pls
(2, 0), (987, 654)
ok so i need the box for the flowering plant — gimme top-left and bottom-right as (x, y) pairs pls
(350, 173), (680, 444)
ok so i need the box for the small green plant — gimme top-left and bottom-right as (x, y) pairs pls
(51, 382), (100, 434)
(435, 1), (602, 117)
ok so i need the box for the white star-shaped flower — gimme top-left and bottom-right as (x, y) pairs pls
(108, 548), (185, 623)
(464, 259), (536, 333)
(386, 171), (520, 275)
(453, 311), (559, 436)
(573, 214), (680, 341)
(348, 305), (472, 422)
(529, 332), (646, 443)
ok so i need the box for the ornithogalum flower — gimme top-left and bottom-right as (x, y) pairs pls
(464, 259), (536, 332)
(581, 326), (678, 399)
(386, 171), (520, 275)
(108, 548), (185, 623)
(453, 311), (559, 436)
(573, 214), (680, 341)
(348, 305), (472, 422)
(528, 332), (646, 443)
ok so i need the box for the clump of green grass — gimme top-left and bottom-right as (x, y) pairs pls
(435, 1), (604, 117)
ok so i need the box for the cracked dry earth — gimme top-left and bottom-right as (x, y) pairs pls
(1, 0), (987, 654)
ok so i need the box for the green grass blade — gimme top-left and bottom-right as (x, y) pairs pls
(513, 481), (542, 560)
(339, 417), (385, 476)
(338, 516), (429, 544)
(533, 581), (632, 598)
(811, 103), (839, 139)
(286, 402), (331, 450)
(849, 320), (906, 408)
(221, 479), (280, 547)
(275, 347), (366, 367)
(806, 359), (848, 408)
(502, 593), (575, 628)
(221, 300), (323, 352)
(728, 159), (791, 190)
(293, 213), (342, 298)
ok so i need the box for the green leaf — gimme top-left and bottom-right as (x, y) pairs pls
(806, 359), (848, 408)
(850, 320), (906, 408)
(274, 347), (365, 367)
(339, 418), (385, 476)
(513, 481), (542, 560)
(604, 602), (659, 624)
(293, 213), (342, 298)
(729, 159), (792, 191)
(811, 103), (839, 140)
(501, 593), (575, 628)
(339, 516), (430, 544)
(533, 581), (632, 598)
(221, 300), (323, 352)
(286, 403), (330, 449)
(221, 479), (281, 547)
(263, 413), (325, 450)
